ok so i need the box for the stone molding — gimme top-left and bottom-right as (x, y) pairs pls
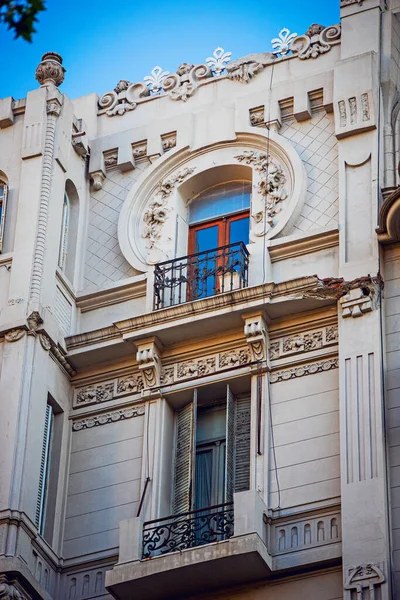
(344, 564), (385, 599)
(269, 325), (338, 360)
(268, 228), (339, 262)
(270, 357), (339, 383)
(72, 405), (145, 431)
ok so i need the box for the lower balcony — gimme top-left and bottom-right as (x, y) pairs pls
(105, 493), (342, 600)
(153, 241), (249, 310)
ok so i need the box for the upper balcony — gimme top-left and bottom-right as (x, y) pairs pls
(153, 241), (249, 310)
(105, 492), (342, 600)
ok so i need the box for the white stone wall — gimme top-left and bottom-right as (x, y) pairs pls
(63, 413), (144, 559)
(269, 369), (340, 509)
(280, 112), (338, 235)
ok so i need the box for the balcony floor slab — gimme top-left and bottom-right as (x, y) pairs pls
(105, 533), (272, 600)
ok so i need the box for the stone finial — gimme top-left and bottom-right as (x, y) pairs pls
(35, 52), (65, 87)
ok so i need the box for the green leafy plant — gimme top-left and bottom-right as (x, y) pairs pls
(0, 0), (45, 42)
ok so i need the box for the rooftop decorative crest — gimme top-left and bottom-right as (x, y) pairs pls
(271, 28), (298, 56)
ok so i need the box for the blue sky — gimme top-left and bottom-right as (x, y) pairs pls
(0, 1), (339, 101)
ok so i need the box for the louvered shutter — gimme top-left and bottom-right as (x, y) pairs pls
(0, 184), (8, 253)
(36, 404), (53, 530)
(225, 385), (236, 503)
(234, 395), (251, 493)
(173, 390), (197, 514)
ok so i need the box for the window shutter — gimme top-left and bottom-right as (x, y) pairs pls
(173, 390), (197, 514)
(0, 184), (8, 253)
(225, 385), (236, 503)
(234, 395), (251, 493)
(36, 404), (53, 530)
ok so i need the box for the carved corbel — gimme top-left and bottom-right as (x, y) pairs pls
(27, 310), (43, 332)
(339, 287), (374, 318)
(0, 575), (24, 599)
(243, 314), (267, 362)
(91, 170), (106, 191)
(136, 337), (162, 389)
(344, 563), (385, 599)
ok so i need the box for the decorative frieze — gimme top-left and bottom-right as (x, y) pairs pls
(75, 374), (144, 407)
(161, 346), (251, 386)
(290, 24), (341, 60)
(72, 405), (145, 431)
(344, 564), (385, 600)
(335, 91), (375, 138)
(270, 357), (339, 383)
(117, 374), (144, 394)
(269, 325), (338, 359)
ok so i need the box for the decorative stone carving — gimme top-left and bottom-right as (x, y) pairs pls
(98, 82), (150, 117)
(76, 382), (114, 405)
(244, 314), (267, 362)
(27, 310), (43, 331)
(144, 66), (170, 94)
(249, 106), (265, 127)
(335, 91), (375, 138)
(219, 348), (251, 368)
(0, 580), (23, 600)
(142, 167), (195, 252)
(136, 339), (161, 389)
(235, 151), (287, 233)
(117, 375), (144, 394)
(72, 405), (145, 431)
(91, 170), (106, 191)
(226, 52), (275, 83)
(341, 0), (363, 5)
(344, 564), (385, 600)
(177, 357), (216, 379)
(39, 333), (51, 351)
(132, 141), (147, 161)
(160, 367), (174, 385)
(104, 150), (118, 170)
(163, 63), (212, 102)
(269, 325), (338, 359)
(161, 132), (177, 152)
(35, 52), (65, 87)
(271, 28), (297, 56)
(5, 328), (25, 342)
(290, 24), (341, 60)
(46, 100), (62, 117)
(270, 358), (339, 383)
(206, 47), (232, 75)
(340, 287), (374, 318)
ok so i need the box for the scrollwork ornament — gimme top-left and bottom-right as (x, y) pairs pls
(5, 328), (25, 342)
(290, 23), (341, 60)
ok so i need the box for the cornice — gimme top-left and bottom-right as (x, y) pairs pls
(76, 274), (147, 312)
(268, 228), (339, 262)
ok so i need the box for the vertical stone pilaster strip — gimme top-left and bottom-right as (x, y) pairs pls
(29, 99), (61, 303)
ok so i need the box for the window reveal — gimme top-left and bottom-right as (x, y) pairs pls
(0, 181), (8, 253)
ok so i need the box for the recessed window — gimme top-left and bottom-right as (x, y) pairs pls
(58, 193), (69, 270)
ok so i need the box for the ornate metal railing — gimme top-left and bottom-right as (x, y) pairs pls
(153, 241), (249, 310)
(142, 503), (234, 558)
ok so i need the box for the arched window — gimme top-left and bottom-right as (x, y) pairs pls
(188, 180), (251, 254)
(0, 177), (8, 253)
(58, 192), (69, 270)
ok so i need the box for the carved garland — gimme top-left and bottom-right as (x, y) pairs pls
(72, 405), (145, 431)
(269, 325), (338, 359)
(270, 358), (339, 383)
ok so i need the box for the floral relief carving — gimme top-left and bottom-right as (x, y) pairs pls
(235, 151), (288, 233)
(270, 358), (339, 383)
(219, 348), (251, 368)
(206, 47), (232, 76)
(35, 52), (65, 87)
(117, 375), (144, 395)
(160, 367), (174, 385)
(177, 357), (216, 380)
(271, 28), (298, 57)
(76, 382), (114, 405)
(270, 325), (338, 359)
(290, 24), (341, 60)
(142, 167), (195, 252)
(163, 63), (213, 102)
(226, 52), (274, 83)
(72, 405), (145, 431)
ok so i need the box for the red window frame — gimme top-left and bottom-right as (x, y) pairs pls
(188, 210), (250, 255)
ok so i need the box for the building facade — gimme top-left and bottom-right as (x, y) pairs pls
(2, 1), (400, 598)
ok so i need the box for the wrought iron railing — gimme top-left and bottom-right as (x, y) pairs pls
(153, 241), (249, 310)
(142, 503), (234, 559)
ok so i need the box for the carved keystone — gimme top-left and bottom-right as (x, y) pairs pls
(136, 337), (162, 389)
(339, 287), (373, 318)
(243, 314), (267, 362)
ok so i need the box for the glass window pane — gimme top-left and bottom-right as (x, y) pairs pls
(193, 225), (219, 254)
(188, 181), (251, 224)
(229, 217), (250, 245)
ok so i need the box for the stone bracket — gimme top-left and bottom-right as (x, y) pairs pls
(243, 314), (267, 362)
(340, 286), (374, 318)
(136, 337), (162, 389)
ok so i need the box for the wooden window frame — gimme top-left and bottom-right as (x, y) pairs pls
(188, 209), (250, 255)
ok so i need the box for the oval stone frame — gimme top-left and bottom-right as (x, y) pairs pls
(118, 128), (307, 273)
